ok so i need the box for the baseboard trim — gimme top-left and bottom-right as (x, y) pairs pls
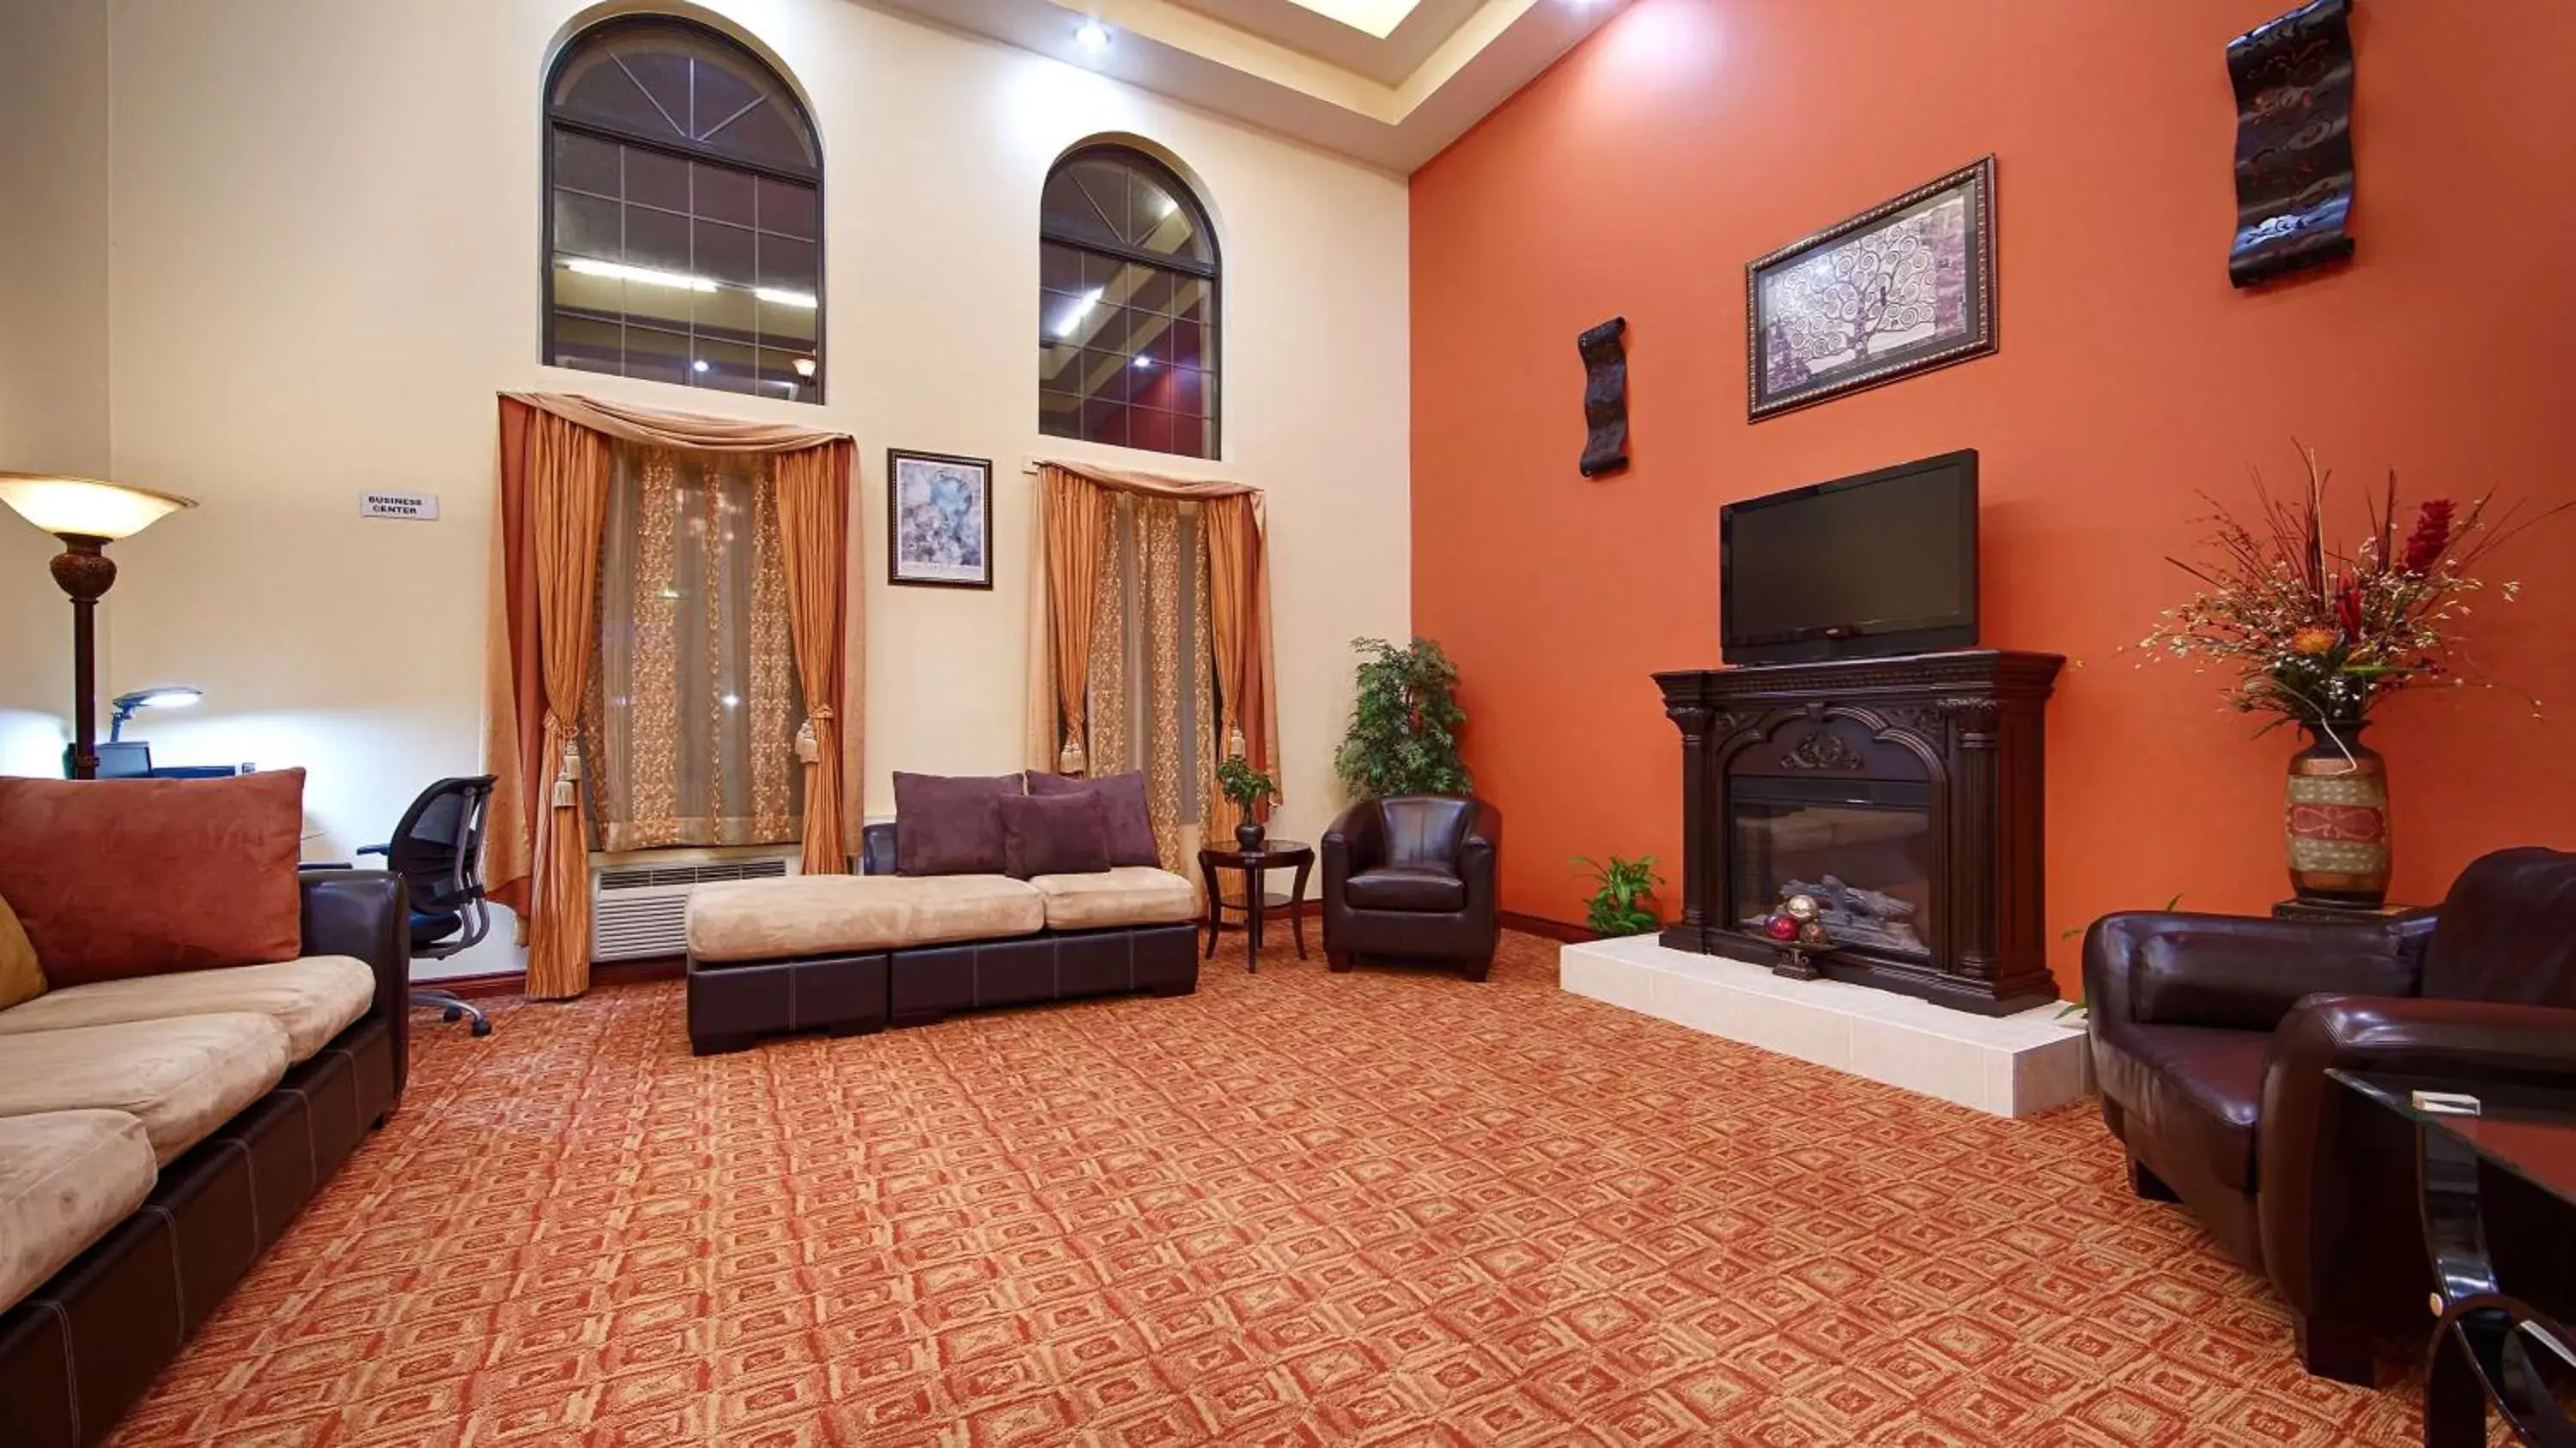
(1500, 912), (1598, 944)
(420, 956), (686, 1000)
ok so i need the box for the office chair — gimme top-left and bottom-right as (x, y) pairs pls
(361, 776), (499, 1037)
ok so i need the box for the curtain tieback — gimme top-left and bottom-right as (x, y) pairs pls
(1224, 721), (1246, 758)
(1059, 728), (1088, 777)
(795, 707), (835, 764)
(546, 722), (583, 809)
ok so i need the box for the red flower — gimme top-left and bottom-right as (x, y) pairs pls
(1764, 914), (1800, 941)
(2401, 499), (2455, 575)
(2335, 578), (2363, 639)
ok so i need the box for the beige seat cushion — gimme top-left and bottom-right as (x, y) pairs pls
(1029, 867), (1200, 930)
(689, 875), (1046, 964)
(0, 1013), (289, 1164)
(0, 1110), (155, 1314)
(0, 956), (374, 1062)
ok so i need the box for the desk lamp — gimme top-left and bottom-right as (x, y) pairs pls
(110, 685), (204, 742)
(0, 474), (198, 779)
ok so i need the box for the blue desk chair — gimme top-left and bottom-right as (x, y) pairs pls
(361, 776), (499, 1037)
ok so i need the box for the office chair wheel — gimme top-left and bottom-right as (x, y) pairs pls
(443, 1006), (464, 1022)
(470, 1018), (492, 1037)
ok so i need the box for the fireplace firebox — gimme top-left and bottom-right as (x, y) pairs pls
(1656, 650), (2063, 1015)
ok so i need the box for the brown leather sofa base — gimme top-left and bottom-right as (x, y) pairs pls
(687, 949), (891, 1055)
(891, 924), (1199, 1027)
(0, 1016), (398, 1448)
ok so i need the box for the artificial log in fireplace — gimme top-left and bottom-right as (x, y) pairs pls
(1656, 650), (2063, 1016)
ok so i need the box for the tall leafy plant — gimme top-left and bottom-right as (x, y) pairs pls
(1333, 636), (1472, 798)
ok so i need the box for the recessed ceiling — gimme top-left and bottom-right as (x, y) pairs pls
(1274, 0), (1422, 40)
(864, 0), (1630, 173)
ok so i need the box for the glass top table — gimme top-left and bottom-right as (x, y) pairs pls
(2330, 1070), (2576, 1447)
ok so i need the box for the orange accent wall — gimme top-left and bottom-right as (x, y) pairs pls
(1411, 0), (2576, 988)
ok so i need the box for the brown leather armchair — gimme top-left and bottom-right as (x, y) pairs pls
(1322, 795), (1502, 980)
(2086, 847), (2576, 1382)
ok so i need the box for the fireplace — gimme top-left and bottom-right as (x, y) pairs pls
(1656, 651), (2063, 1015)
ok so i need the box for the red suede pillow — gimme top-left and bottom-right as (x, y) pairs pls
(0, 770), (306, 986)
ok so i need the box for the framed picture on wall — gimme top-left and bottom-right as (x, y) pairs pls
(887, 449), (993, 589)
(1747, 155), (1997, 421)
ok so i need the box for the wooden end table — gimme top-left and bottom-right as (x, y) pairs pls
(1197, 840), (1312, 972)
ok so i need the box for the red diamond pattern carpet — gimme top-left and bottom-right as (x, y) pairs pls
(107, 932), (2439, 1445)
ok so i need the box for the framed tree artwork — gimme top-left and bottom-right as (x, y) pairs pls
(886, 449), (993, 589)
(1747, 156), (1997, 421)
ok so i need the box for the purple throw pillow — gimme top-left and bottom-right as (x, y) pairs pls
(892, 771), (1024, 875)
(1000, 793), (1112, 879)
(1024, 770), (1159, 867)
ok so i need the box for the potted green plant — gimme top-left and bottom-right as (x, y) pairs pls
(1572, 855), (1663, 936)
(1215, 754), (1278, 852)
(1333, 636), (1472, 800)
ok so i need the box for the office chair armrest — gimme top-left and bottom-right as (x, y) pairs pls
(354, 843), (390, 858)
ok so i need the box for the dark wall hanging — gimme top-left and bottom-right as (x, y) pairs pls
(1577, 316), (1629, 478)
(2227, 0), (2356, 287)
(1747, 156), (1996, 422)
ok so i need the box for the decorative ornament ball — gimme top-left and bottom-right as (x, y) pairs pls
(1764, 914), (1800, 942)
(1798, 920), (1829, 946)
(1783, 893), (1820, 922)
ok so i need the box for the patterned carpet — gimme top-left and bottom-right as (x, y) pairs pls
(106, 931), (2439, 1446)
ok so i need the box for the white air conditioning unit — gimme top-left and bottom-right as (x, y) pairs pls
(590, 848), (799, 962)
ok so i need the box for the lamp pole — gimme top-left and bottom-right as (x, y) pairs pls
(51, 533), (118, 780)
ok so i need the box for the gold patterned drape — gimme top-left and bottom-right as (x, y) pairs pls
(582, 445), (803, 853)
(1084, 508), (1133, 776)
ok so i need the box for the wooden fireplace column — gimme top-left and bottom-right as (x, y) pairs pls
(1656, 650), (2064, 1016)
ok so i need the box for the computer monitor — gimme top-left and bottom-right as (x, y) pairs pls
(87, 741), (152, 779)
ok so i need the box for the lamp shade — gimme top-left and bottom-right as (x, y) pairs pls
(0, 474), (197, 540)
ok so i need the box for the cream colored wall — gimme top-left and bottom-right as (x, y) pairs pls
(69, 0), (1409, 976)
(0, 0), (113, 776)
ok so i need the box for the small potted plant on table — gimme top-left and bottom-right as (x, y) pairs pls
(1216, 755), (1279, 852)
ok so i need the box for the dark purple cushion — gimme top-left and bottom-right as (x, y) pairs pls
(1000, 792), (1112, 879)
(1024, 770), (1159, 867)
(892, 772), (1023, 875)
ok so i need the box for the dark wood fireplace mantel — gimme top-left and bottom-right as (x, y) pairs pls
(1656, 649), (2063, 1016)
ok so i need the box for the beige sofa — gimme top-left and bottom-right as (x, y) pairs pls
(682, 823), (1201, 1052)
(0, 872), (410, 1448)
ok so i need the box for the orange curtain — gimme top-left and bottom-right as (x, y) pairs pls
(523, 412), (611, 1000)
(1042, 466), (1112, 774)
(772, 441), (856, 875)
(1203, 492), (1273, 835)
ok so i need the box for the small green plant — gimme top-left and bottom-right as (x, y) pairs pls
(1215, 754), (1278, 812)
(1574, 854), (1664, 937)
(1334, 636), (1472, 799)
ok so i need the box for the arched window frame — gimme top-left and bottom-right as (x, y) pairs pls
(542, 15), (826, 403)
(1039, 143), (1223, 459)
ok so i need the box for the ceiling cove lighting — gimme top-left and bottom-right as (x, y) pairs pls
(754, 287), (818, 308)
(1052, 288), (1105, 338)
(1074, 19), (1111, 52)
(562, 258), (718, 293)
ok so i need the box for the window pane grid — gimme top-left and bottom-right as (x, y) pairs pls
(1035, 152), (1217, 461)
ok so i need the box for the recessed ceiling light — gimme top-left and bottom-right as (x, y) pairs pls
(1074, 20), (1111, 52)
(793, 357), (817, 377)
(1133, 356), (1154, 369)
(692, 360), (709, 373)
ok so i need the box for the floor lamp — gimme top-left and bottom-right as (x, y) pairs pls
(0, 474), (198, 780)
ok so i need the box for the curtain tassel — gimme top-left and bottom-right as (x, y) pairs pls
(795, 717), (820, 764)
(1059, 732), (1088, 776)
(551, 740), (583, 809)
(1224, 721), (1246, 759)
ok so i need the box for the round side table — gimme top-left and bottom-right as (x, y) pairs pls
(1197, 840), (1313, 972)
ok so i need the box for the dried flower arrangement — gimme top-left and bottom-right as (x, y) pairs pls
(2136, 445), (2566, 735)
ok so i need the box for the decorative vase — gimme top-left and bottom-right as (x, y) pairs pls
(2284, 718), (2390, 906)
(1236, 818), (1266, 852)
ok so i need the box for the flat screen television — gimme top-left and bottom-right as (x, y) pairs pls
(1721, 449), (1978, 666)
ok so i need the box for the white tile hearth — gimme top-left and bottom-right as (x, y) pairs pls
(1559, 934), (2092, 1117)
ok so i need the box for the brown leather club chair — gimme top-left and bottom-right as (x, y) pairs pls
(2085, 846), (2576, 1382)
(1321, 795), (1502, 980)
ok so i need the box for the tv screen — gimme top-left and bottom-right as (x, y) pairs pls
(1721, 450), (1978, 665)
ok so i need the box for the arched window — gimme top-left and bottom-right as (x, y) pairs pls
(545, 17), (823, 403)
(1040, 146), (1219, 459)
